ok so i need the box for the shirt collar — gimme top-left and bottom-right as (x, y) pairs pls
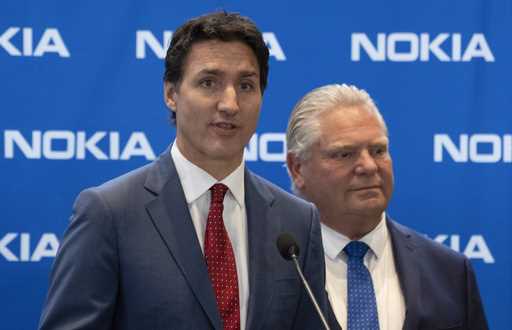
(171, 141), (245, 207)
(321, 213), (387, 260)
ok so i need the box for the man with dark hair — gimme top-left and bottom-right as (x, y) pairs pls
(163, 12), (270, 125)
(39, 12), (332, 330)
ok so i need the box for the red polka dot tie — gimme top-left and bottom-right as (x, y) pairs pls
(204, 183), (240, 330)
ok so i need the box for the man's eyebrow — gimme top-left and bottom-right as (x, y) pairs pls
(322, 144), (355, 154)
(371, 138), (389, 146)
(324, 140), (388, 151)
(239, 71), (259, 78)
(196, 69), (222, 76)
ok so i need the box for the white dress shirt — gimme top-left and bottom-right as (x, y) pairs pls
(322, 214), (406, 330)
(171, 142), (249, 330)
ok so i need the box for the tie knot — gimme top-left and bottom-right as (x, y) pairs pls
(210, 183), (228, 204)
(344, 241), (369, 259)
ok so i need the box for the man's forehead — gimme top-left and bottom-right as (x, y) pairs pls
(184, 40), (259, 73)
(317, 120), (389, 149)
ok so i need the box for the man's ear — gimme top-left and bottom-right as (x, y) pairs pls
(163, 81), (178, 112)
(286, 153), (305, 190)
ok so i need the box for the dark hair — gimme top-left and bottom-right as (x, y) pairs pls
(163, 12), (269, 122)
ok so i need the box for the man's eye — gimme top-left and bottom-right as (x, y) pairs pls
(372, 146), (387, 157)
(240, 81), (255, 91)
(199, 79), (215, 88)
(329, 151), (353, 159)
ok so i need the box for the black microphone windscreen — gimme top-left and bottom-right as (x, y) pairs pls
(276, 233), (300, 260)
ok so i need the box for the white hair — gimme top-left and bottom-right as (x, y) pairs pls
(286, 83), (388, 193)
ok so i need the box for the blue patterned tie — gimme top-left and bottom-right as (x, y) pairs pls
(344, 241), (379, 330)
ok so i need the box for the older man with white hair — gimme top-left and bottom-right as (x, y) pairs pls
(286, 84), (488, 330)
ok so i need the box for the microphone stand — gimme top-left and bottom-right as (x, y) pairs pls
(290, 253), (331, 330)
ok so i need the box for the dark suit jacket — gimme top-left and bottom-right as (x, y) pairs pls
(386, 218), (488, 330)
(39, 149), (334, 330)
(326, 219), (488, 330)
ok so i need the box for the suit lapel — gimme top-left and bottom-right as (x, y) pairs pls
(244, 171), (276, 330)
(144, 150), (222, 330)
(387, 218), (422, 330)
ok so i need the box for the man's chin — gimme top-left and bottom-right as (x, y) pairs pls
(206, 146), (244, 162)
(351, 200), (386, 216)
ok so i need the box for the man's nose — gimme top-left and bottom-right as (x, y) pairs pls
(218, 85), (240, 115)
(354, 149), (378, 175)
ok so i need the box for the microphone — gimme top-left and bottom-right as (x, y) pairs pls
(276, 233), (331, 330)
(277, 233), (300, 260)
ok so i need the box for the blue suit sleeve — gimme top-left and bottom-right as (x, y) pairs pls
(39, 189), (119, 330)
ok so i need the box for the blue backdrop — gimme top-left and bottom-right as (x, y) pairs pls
(1, 0), (509, 329)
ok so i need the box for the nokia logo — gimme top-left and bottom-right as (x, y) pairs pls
(3, 130), (155, 160)
(432, 234), (494, 263)
(434, 134), (512, 163)
(0, 27), (70, 57)
(0, 233), (59, 262)
(135, 30), (286, 61)
(351, 33), (494, 62)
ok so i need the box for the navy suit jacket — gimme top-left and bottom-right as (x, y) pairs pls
(384, 219), (488, 330)
(39, 149), (334, 330)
